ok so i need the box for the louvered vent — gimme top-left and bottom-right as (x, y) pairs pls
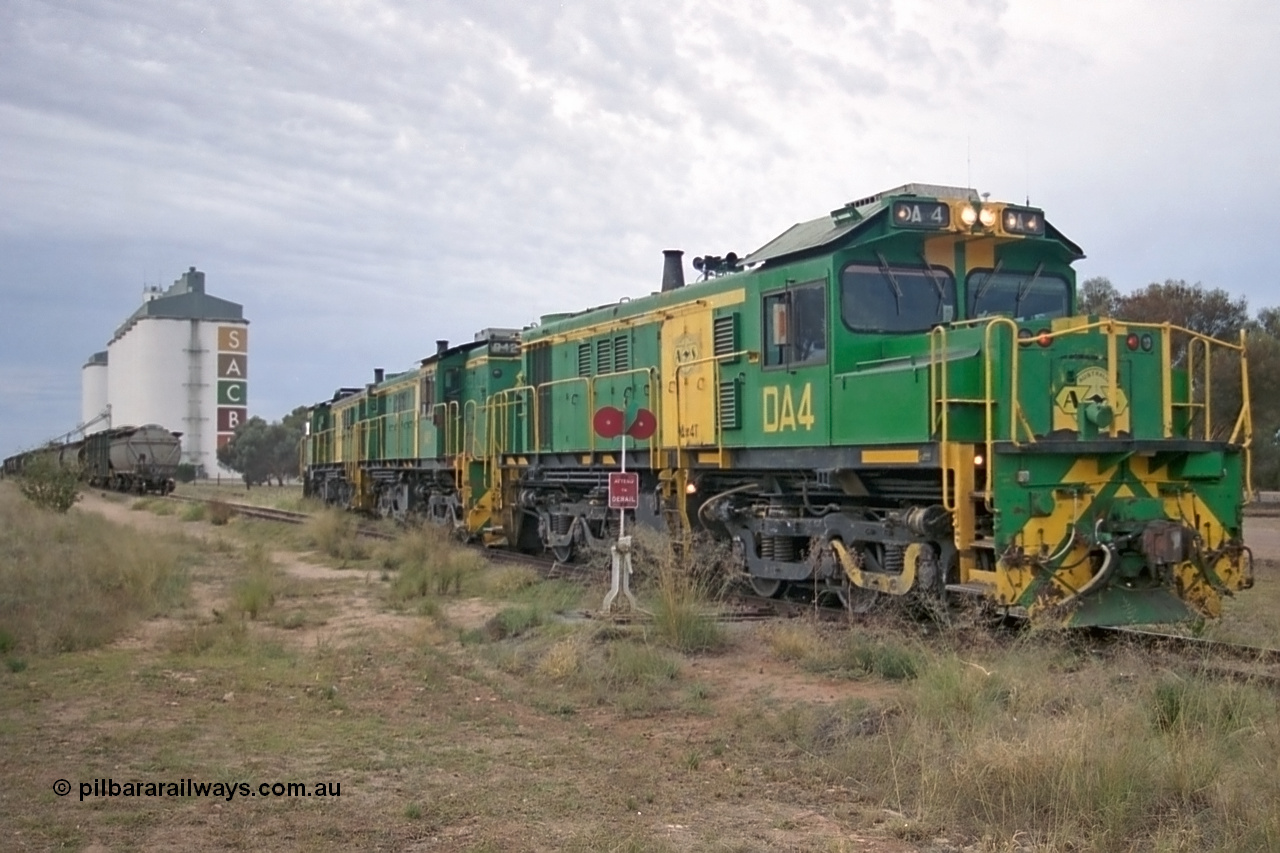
(613, 336), (630, 372)
(713, 314), (738, 362)
(596, 339), (612, 374)
(577, 343), (591, 376)
(718, 379), (740, 430)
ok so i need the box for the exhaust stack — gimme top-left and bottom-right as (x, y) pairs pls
(661, 249), (685, 292)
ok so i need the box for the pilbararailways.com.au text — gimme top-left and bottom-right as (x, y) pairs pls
(56, 778), (341, 802)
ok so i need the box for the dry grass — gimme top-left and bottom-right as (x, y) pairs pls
(304, 508), (368, 564)
(0, 487), (188, 654)
(174, 480), (314, 512)
(6, 486), (1280, 852)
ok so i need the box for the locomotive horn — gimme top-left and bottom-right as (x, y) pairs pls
(661, 249), (685, 292)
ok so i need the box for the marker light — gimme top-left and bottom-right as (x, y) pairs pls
(1141, 333), (1154, 352)
(1037, 330), (1053, 347)
(960, 206), (978, 226)
(685, 481), (698, 495)
(1017, 328), (1033, 346)
(1126, 334), (1140, 351)
(978, 207), (996, 227)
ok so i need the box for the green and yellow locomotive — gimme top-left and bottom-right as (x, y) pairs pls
(304, 183), (1253, 626)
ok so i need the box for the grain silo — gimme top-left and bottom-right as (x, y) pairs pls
(83, 267), (249, 475)
(80, 351), (109, 431)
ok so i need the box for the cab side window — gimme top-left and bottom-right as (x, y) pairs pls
(763, 280), (827, 367)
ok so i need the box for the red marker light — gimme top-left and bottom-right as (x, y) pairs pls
(1037, 330), (1052, 347)
(1126, 334), (1140, 351)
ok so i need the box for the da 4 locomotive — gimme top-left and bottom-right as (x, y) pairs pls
(304, 183), (1254, 626)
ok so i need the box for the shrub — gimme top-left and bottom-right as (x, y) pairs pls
(388, 525), (485, 601)
(17, 456), (81, 513)
(632, 530), (731, 653)
(306, 509), (367, 563)
(175, 463), (198, 483)
(485, 606), (545, 640)
(207, 500), (234, 526)
(180, 503), (206, 522)
(232, 544), (281, 620)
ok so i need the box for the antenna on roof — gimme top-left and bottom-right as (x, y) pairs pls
(1025, 141), (1030, 206)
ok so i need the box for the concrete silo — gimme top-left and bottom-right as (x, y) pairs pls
(84, 267), (249, 475)
(80, 351), (109, 433)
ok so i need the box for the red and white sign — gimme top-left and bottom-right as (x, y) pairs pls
(608, 472), (640, 509)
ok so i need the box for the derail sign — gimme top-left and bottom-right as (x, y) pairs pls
(608, 472), (640, 510)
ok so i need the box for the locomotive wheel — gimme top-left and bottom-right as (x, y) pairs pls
(749, 576), (783, 598)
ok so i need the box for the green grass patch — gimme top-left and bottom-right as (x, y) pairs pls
(800, 631), (923, 681)
(179, 502), (206, 522)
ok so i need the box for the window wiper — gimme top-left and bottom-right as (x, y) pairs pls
(874, 251), (904, 315)
(971, 259), (1005, 310)
(1013, 262), (1045, 316)
(917, 252), (948, 307)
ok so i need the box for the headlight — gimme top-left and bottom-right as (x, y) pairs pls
(979, 207), (996, 227)
(960, 206), (978, 225)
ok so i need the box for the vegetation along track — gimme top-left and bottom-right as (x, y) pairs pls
(162, 492), (1280, 657)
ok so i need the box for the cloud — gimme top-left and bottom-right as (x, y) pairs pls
(1, 0), (1278, 452)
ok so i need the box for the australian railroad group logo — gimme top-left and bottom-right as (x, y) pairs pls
(1053, 365), (1129, 431)
(673, 331), (700, 369)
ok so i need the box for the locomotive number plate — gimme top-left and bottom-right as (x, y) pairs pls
(891, 200), (950, 229)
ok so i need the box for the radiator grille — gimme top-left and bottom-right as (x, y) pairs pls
(613, 336), (630, 372)
(718, 379), (740, 430)
(713, 314), (738, 359)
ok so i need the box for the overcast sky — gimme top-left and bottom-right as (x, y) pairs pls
(2, 0), (1277, 454)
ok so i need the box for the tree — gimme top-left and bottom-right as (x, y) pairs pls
(1115, 279), (1250, 345)
(217, 416), (273, 488)
(272, 406), (308, 485)
(216, 408), (308, 487)
(1079, 276), (1120, 316)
